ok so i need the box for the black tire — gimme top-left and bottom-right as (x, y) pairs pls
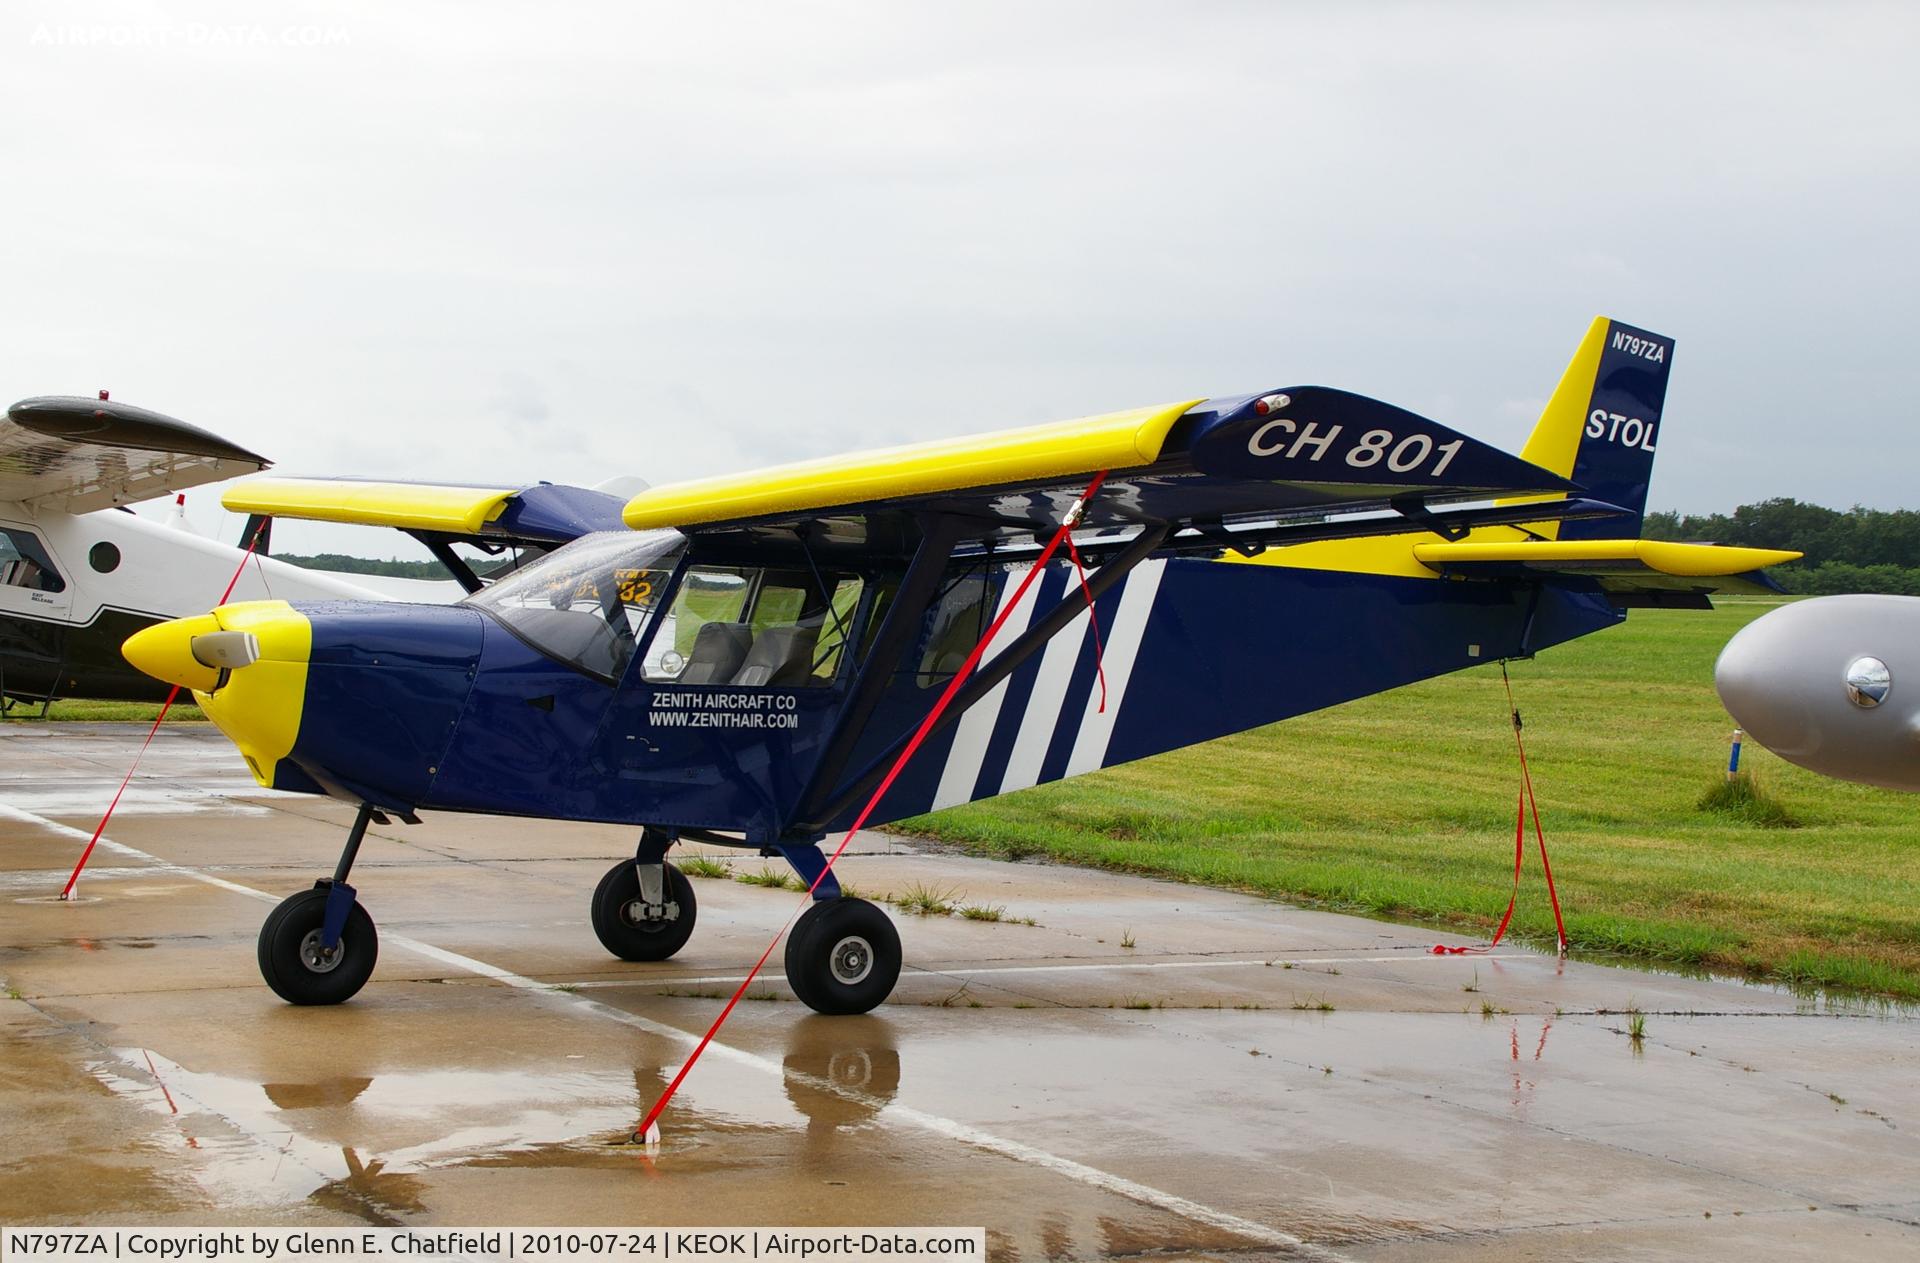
(592, 860), (697, 961)
(257, 885), (378, 1006)
(784, 898), (901, 1015)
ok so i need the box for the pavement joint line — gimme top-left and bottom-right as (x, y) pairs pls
(549, 954), (1538, 990)
(0, 798), (1345, 1259)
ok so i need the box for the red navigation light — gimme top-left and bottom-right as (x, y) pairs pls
(1252, 393), (1290, 416)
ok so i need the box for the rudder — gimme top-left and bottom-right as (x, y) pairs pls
(1519, 317), (1673, 540)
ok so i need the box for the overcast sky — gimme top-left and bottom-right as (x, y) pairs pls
(4, 1), (1915, 556)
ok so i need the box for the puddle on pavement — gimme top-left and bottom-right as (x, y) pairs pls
(70, 1017), (1257, 1257)
(89, 1047), (665, 1218)
(80, 1016), (911, 1223)
(1537, 947), (1920, 1018)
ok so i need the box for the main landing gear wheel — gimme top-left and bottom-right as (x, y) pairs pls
(784, 898), (901, 1015)
(258, 885), (379, 1005)
(592, 860), (697, 961)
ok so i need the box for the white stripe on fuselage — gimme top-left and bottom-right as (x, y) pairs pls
(930, 568), (1039, 811)
(1064, 558), (1164, 778)
(997, 592), (1093, 796)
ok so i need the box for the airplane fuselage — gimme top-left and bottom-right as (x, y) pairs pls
(0, 501), (386, 706)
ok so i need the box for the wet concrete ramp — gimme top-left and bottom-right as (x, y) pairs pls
(3, 724), (1915, 1259)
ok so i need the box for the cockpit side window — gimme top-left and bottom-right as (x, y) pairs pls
(642, 564), (866, 687)
(0, 528), (65, 594)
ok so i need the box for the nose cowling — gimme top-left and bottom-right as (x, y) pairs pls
(123, 601), (312, 786)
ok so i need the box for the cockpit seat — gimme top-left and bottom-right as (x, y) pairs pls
(680, 621), (752, 684)
(731, 626), (819, 687)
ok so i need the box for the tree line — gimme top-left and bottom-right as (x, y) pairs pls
(1643, 499), (1920, 595)
(277, 552), (447, 579)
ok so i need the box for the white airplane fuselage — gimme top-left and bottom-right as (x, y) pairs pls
(0, 501), (388, 705)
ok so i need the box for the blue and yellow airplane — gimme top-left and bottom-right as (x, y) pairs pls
(123, 317), (1797, 1014)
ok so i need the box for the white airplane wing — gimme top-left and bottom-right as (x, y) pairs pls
(2, 395), (269, 513)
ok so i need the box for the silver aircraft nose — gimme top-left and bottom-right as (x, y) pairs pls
(1715, 594), (1920, 792)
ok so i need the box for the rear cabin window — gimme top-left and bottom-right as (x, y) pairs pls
(643, 565), (865, 687)
(916, 571), (995, 688)
(0, 528), (64, 593)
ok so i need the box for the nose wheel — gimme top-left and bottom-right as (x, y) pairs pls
(784, 898), (900, 1015)
(258, 802), (383, 1005)
(258, 884), (379, 1005)
(591, 859), (698, 960)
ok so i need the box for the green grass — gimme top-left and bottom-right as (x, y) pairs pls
(893, 881), (960, 917)
(898, 601), (1920, 1003)
(8, 699), (206, 722)
(1698, 771), (1799, 829)
(737, 865), (805, 892)
(676, 855), (733, 879)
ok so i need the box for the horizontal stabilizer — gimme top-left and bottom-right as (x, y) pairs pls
(1412, 538), (1801, 597)
(3, 395), (269, 512)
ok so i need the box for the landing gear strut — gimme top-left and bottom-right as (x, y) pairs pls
(587, 832), (902, 1014)
(259, 803), (380, 1005)
(591, 827), (697, 961)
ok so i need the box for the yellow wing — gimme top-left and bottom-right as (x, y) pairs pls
(621, 401), (1203, 530)
(222, 478), (518, 535)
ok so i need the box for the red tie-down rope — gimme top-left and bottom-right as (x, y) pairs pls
(59, 520), (269, 900)
(635, 472), (1112, 1143)
(1063, 533), (1107, 713)
(1433, 661), (1569, 956)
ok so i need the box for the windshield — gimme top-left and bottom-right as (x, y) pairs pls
(464, 530), (686, 682)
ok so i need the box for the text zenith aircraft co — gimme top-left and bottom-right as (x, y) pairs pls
(123, 317), (1798, 1015)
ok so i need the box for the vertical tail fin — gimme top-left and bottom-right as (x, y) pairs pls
(1519, 316), (1673, 540)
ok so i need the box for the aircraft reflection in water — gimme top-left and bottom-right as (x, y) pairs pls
(121, 317), (1800, 1016)
(90, 1020), (905, 1222)
(1717, 594), (1920, 791)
